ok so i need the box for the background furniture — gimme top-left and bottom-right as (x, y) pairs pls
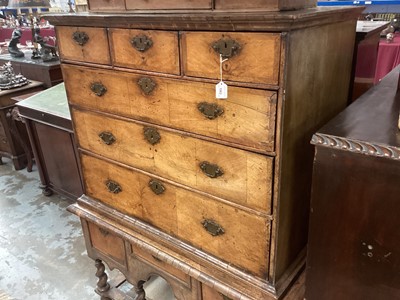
(0, 52), (62, 88)
(47, 5), (361, 300)
(374, 32), (400, 84)
(349, 20), (388, 102)
(306, 65), (400, 299)
(16, 83), (84, 201)
(0, 27), (55, 44)
(0, 80), (43, 170)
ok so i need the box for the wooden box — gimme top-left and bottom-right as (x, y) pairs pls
(88, 0), (316, 12)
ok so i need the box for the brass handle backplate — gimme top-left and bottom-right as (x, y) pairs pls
(105, 180), (122, 194)
(138, 77), (156, 95)
(72, 31), (89, 46)
(99, 131), (116, 145)
(202, 219), (225, 236)
(98, 227), (109, 237)
(200, 161), (224, 178)
(197, 102), (224, 120)
(149, 179), (165, 195)
(131, 34), (153, 52)
(143, 127), (161, 145)
(212, 38), (241, 58)
(90, 82), (107, 97)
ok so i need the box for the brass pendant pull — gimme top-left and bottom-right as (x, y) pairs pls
(200, 161), (224, 178)
(149, 179), (165, 195)
(98, 227), (109, 237)
(90, 82), (107, 97)
(138, 77), (156, 95)
(72, 31), (89, 46)
(105, 180), (122, 194)
(131, 34), (153, 52)
(144, 127), (161, 145)
(99, 132), (116, 145)
(197, 102), (224, 120)
(202, 219), (225, 236)
(151, 255), (163, 262)
(212, 38), (241, 58)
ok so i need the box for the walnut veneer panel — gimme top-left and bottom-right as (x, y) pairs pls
(81, 153), (270, 277)
(63, 64), (276, 152)
(88, 222), (126, 265)
(214, 0), (316, 10)
(182, 32), (281, 85)
(125, 0), (212, 10)
(73, 109), (273, 212)
(57, 26), (111, 65)
(88, 0), (125, 11)
(109, 29), (180, 75)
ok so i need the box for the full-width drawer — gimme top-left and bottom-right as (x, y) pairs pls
(109, 29), (180, 75)
(181, 32), (281, 85)
(57, 26), (111, 65)
(63, 64), (276, 152)
(89, 0), (212, 11)
(81, 153), (270, 278)
(72, 109), (272, 212)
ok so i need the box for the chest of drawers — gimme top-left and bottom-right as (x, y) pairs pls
(46, 7), (361, 299)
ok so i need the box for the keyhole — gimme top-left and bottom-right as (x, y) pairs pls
(224, 42), (227, 49)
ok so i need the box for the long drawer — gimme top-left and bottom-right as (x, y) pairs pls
(63, 64), (277, 152)
(81, 153), (270, 278)
(72, 109), (272, 212)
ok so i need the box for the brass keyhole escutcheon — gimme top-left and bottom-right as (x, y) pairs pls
(138, 77), (156, 95)
(72, 31), (89, 46)
(212, 38), (241, 59)
(199, 161), (224, 178)
(149, 179), (165, 195)
(99, 132), (116, 145)
(90, 82), (107, 97)
(131, 34), (153, 52)
(143, 127), (161, 145)
(197, 102), (224, 120)
(202, 219), (225, 236)
(105, 180), (122, 194)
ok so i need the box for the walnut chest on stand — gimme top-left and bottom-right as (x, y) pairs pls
(46, 4), (362, 299)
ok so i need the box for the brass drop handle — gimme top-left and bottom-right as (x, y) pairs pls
(199, 161), (224, 178)
(212, 38), (241, 58)
(202, 219), (225, 236)
(197, 102), (224, 120)
(90, 82), (107, 97)
(105, 180), (122, 194)
(149, 179), (165, 195)
(72, 31), (89, 46)
(99, 132), (116, 145)
(151, 255), (163, 263)
(131, 34), (153, 52)
(143, 127), (161, 145)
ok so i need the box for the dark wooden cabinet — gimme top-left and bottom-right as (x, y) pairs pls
(306, 66), (400, 300)
(0, 52), (62, 88)
(16, 83), (84, 200)
(0, 81), (44, 170)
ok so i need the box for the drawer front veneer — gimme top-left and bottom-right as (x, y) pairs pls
(182, 32), (281, 85)
(109, 29), (180, 75)
(73, 109), (273, 212)
(81, 153), (270, 277)
(63, 65), (276, 152)
(57, 26), (111, 65)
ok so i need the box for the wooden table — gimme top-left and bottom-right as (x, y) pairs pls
(306, 65), (400, 299)
(16, 83), (84, 201)
(0, 52), (62, 88)
(0, 80), (44, 170)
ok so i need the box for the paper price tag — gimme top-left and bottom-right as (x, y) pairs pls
(216, 81), (228, 99)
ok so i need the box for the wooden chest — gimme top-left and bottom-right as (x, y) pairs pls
(46, 7), (361, 300)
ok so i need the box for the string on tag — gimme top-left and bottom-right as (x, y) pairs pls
(216, 54), (228, 99)
(220, 54), (228, 82)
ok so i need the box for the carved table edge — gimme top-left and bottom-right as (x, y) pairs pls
(311, 133), (400, 161)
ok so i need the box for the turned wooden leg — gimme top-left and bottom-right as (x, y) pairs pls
(40, 184), (53, 196)
(95, 259), (111, 300)
(135, 280), (146, 300)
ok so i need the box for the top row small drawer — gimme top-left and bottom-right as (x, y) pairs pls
(57, 26), (281, 85)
